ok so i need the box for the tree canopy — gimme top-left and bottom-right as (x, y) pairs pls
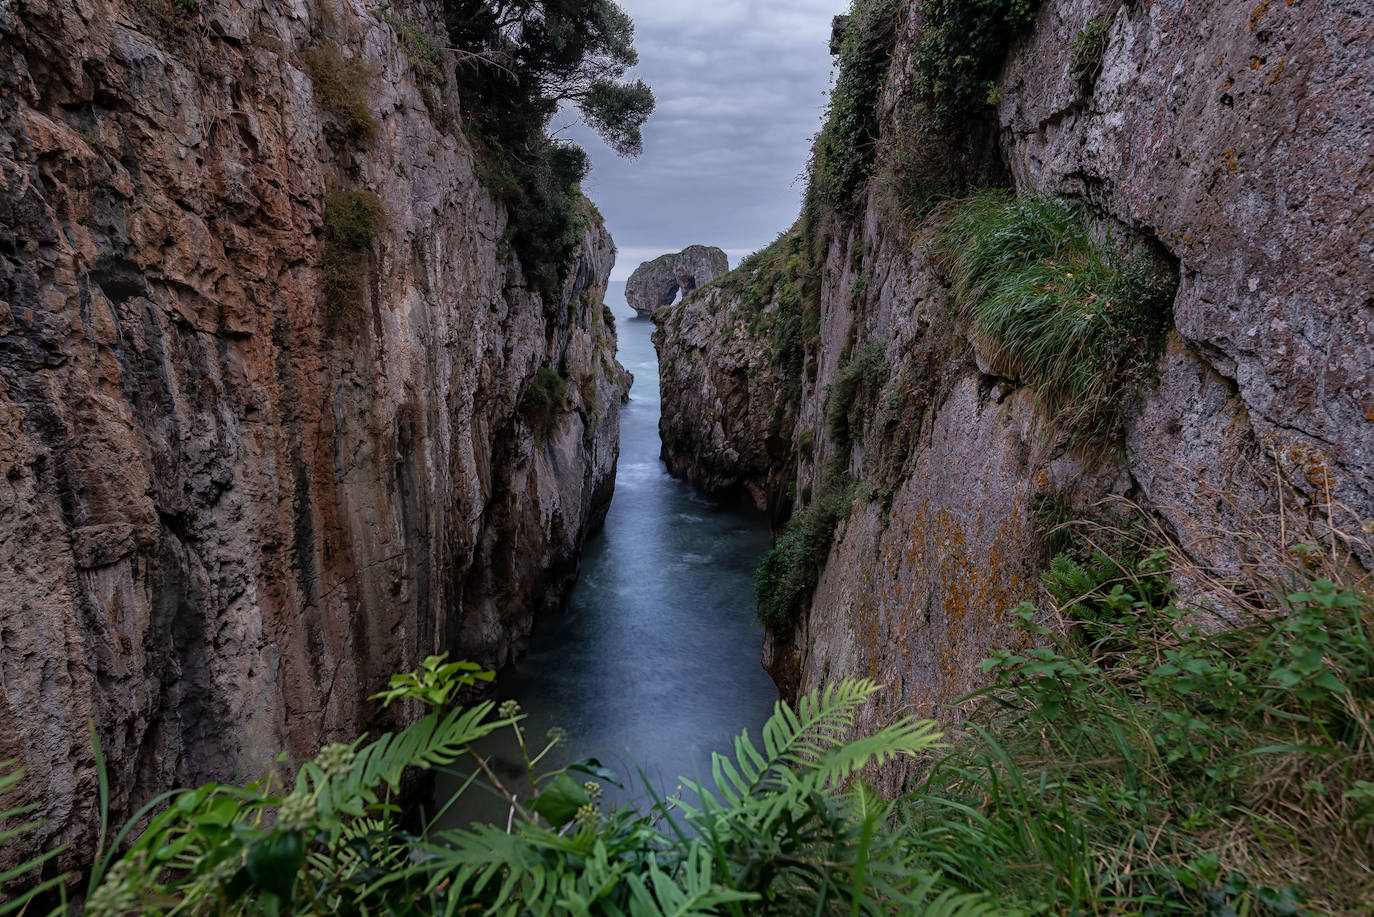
(442, 0), (654, 298)
(444, 0), (654, 156)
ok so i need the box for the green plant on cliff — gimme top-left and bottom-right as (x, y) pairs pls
(911, 0), (1042, 128)
(387, 12), (453, 128)
(518, 366), (570, 437)
(755, 485), (855, 635)
(320, 190), (384, 318)
(938, 190), (1176, 447)
(899, 519), (1374, 915)
(1070, 18), (1111, 92)
(812, 0), (903, 214)
(303, 44), (378, 143)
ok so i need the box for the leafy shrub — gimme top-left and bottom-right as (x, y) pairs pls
(320, 190), (383, 317)
(902, 536), (1374, 914)
(303, 44), (377, 143)
(1070, 19), (1111, 92)
(755, 484), (857, 634)
(911, 0), (1043, 128)
(938, 190), (1176, 447)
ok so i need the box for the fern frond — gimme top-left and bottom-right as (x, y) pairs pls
(803, 716), (943, 792)
(703, 679), (885, 807)
(624, 848), (757, 917)
(312, 701), (501, 827)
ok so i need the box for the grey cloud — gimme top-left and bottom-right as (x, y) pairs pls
(564, 0), (845, 280)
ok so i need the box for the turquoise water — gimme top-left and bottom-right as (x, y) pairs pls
(434, 282), (777, 822)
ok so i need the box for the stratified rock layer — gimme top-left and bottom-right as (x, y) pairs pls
(0, 0), (629, 873)
(625, 245), (729, 317)
(655, 0), (1372, 793)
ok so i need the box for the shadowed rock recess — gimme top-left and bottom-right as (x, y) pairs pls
(0, 0), (630, 872)
(625, 245), (729, 317)
(655, 0), (1373, 793)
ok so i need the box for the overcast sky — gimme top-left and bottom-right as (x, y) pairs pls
(565, 0), (847, 281)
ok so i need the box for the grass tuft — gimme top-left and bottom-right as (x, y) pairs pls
(303, 44), (377, 143)
(320, 190), (383, 318)
(938, 190), (1176, 448)
(1070, 19), (1111, 92)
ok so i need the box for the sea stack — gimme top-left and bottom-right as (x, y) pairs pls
(625, 245), (729, 317)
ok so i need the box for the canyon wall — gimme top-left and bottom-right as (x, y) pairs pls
(0, 0), (629, 868)
(656, 0), (1372, 792)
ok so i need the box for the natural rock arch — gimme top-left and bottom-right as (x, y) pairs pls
(625, 245), (729, 316)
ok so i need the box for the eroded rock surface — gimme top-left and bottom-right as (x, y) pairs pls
(0, 0), (629, 874)
(655, 0), (1372, 792)
(625, 245), (729, 317)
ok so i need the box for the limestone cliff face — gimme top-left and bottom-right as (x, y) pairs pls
(0, 0), (629, 870)
(656, 0), (1372, 792)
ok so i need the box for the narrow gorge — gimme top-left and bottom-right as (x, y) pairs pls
(1, 0), (1371, 911)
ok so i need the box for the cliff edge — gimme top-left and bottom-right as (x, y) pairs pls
(655, 0), (1372, 792)
(0, 0), (630, 872)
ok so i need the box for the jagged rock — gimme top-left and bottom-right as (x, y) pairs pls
(625, 246), (729, 317)
(0, 0), (629, 880)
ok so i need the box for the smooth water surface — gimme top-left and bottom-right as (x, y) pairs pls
(435, 283), (777, 823)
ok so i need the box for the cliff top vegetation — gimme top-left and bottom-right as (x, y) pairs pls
(444, 0), (655, 299)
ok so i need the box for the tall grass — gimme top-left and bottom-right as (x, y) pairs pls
(938, 190), (1176, 449)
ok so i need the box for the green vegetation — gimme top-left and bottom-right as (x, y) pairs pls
(755, 484), (856, 634)
(320, 191), (383, 318)
(445, 0), (654, 299)
(1070, 19), (1111, 92)
(911, 0), (1043, 128)
(518, 366), (570, 435)
(826, 342), (887, 473)
(811, 0), (902, 214)
(387, 13), (452, 127)
(303, 44), (377, 143)
(901, 525), (1374, 915)
(938, 190), (1176, 447)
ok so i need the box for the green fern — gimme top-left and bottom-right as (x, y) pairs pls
(305, 700), (505, 829)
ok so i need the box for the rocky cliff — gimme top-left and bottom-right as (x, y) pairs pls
(625, 245), (729, 317)
(656, 0), (1372, 791)
(0, 0), (629, 871)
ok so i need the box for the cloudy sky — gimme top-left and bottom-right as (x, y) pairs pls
(564, 0), (847, 281)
